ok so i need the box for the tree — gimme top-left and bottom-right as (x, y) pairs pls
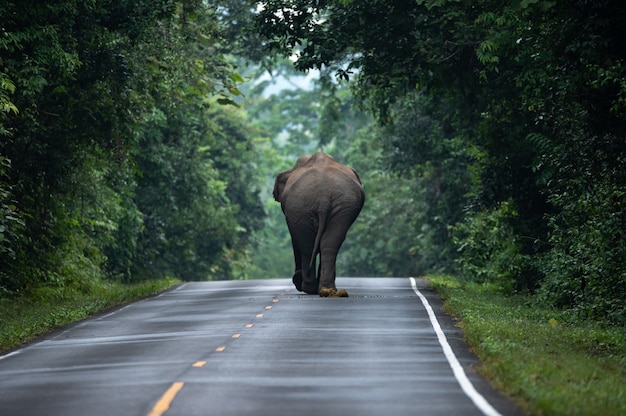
(0, 1), (266, 295)
(255, 0), (626, 322)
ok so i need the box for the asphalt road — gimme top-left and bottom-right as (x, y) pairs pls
(0, 277), (522, 416)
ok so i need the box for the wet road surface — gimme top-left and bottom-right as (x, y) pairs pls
(0, 278), (522, 415)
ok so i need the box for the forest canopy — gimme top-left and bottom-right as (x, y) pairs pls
(0, 1), (265, 293)
(254, 0), (626, 323)
(1, 0), (625, 324)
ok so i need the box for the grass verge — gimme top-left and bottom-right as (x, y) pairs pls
(426, 275), (626, 416)
(0, 277), (180, 353)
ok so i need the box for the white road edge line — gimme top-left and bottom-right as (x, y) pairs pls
(0, 283), (191, 361)
(409, 277), (502, 416)
(0, 350), (21, 361)
(98, 283), (189, 320)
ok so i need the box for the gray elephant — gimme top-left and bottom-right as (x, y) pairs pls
(273, 152), (365, 297)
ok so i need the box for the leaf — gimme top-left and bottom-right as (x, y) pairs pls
(230, 73), (245, 83)
(228, 87), (244, 97)
(216, 97), (240, 107)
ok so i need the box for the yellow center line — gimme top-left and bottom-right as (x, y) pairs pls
(148, 381), (184, 416)
(147, 291), (288, 416)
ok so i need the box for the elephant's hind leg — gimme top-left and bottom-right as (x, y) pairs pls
(287, 225), (316, 294)
(300, 260), (319, 294)
(292, 270), (303, 291)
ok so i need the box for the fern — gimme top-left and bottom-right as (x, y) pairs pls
(526, 133), (556, 186)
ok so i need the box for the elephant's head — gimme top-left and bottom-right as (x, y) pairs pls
(273, 154), (313, 203)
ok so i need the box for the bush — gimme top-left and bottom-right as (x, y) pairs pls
(0, 155), (25, 294)
(538, 164), (626, 324)
(453, 200), (537, 293)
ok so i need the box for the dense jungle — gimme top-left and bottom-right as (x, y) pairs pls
(1, 0), (625, 325)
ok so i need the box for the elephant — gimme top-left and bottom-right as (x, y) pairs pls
(273, 152), (365, 297)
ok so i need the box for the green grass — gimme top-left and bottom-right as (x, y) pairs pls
(426, 275), (626, 416)
(0, 277), (180, 353)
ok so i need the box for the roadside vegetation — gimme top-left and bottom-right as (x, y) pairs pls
(427, 275), (626, 416)
(0, 277), (179, 352)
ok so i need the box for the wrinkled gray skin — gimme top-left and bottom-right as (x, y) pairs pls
(273, 152), (365, 295)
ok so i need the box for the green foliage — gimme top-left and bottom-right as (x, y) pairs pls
(0, 72), (18, 138)
(340, 170), (424, 277)
(429, 275), (626, 415)
(453, 200), (537, 293)
(0, 156), (25, 294)
(255, 0), (626, 323)
(338, 93), (470, 277)
(3, 0), (625, 326)
(131, 103), (259, 281)
(377, 93), (472, 273)
(536, 131), (626, 324)
(242, 64), (325, 278)
(0, 1), (265, 297)
(248, 195), (293, 278)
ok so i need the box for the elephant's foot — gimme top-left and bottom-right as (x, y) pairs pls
(292, 271), (303, 291)
(301, 282), (319, 295)
(296, 273), (318, 294)
(319, 287), (349, 298)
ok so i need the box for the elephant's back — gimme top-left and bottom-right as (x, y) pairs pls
(281, 169), (325, 211)
(282, 167), (363, 212)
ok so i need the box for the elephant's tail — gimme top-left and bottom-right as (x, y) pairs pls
(310, 209), (328, 270)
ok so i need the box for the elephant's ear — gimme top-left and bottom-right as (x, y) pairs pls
(351, 168), (363, 185)
(273, 170), (291, 202)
